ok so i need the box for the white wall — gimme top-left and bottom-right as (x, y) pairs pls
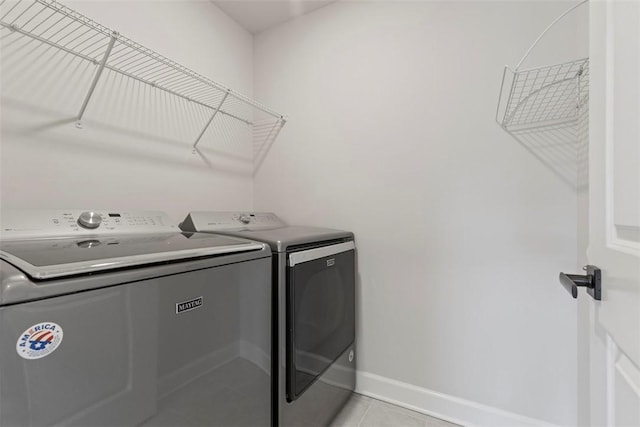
(0, 0), (254, 222)
(253, 1), (586, 425)
(1, 1), (588, 424)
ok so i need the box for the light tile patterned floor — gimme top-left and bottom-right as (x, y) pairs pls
(330, 394), (462, 427)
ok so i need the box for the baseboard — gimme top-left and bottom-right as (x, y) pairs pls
(356, 371), (560, 427)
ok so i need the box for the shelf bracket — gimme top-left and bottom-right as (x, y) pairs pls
(193, 90), (231, 149)
(76, 31), (118, 127)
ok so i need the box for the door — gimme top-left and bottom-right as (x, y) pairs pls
(584, 1), (640, 425)
(286, 241), (356, 402)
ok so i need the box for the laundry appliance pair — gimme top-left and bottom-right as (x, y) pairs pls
(0, 209), (355, 426)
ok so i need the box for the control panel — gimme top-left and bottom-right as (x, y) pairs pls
(182, 211), (285, 231)
(0, 210), (178, 240)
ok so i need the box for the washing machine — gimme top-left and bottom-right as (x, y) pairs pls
(180, 212), (356, 427)
(0, 209), (272, 427)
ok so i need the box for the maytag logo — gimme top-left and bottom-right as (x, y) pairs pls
(176, 296), (203, 314)
(326, 258), (335, 267)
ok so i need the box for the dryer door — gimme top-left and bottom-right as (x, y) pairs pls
(286, 242), (355, 402)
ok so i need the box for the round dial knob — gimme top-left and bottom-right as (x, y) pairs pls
(238, 214), (251, 224)
(77, 211), (102, 229)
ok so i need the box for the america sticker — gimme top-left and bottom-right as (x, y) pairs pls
(16, 322), (64, 360)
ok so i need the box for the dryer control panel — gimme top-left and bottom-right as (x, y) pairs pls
(181, 211), (285, 232)
(0, 210), (178, 240)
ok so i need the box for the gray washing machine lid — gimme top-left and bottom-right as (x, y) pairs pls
(0, 232), (265, 280)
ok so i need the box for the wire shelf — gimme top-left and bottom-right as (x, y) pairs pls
(495, 0), (588, 133)
(494, 0), (589, 189)
(0, 0), (286, 152)
(497, 58), (589, 131)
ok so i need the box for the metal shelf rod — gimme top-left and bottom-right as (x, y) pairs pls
(67, 31), (101, 52)
(82, 39), (108, 57)
(193, 90), (230, 149)
(102, 61), (251, 125)
(1, 19), (250, 124)
(218, 110), (251, 125)
(56, 26), (88, 46)
(504, 74), (579, 125)
(37, 0), (113, 39)
(1, 1), (26, 21)
(1, 20), (90, 61)
(515, 0), (588, 70)
(7, 1), (36, 25)
(139, 65), (179, 82)
(77, 31), (116, 122)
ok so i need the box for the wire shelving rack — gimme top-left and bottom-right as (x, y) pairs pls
(496, 0), (588, 132)
(495, 0), (589, 190)
(0, 0), (286, 152)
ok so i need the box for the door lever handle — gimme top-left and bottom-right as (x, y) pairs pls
(558, 265), (601, 300)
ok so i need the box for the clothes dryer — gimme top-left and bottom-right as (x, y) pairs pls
(181, 212), (356, 427)
(0, 209), (272, 426)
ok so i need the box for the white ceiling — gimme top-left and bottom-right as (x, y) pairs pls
(211, 0), (337, 34)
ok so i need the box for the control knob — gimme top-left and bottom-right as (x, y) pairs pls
(238, 214), (251, 224)
(77, 211), (102, 229)
(77, 239), (101, 248)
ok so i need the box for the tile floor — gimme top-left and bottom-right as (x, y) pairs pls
(330, 393), (462, 427)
